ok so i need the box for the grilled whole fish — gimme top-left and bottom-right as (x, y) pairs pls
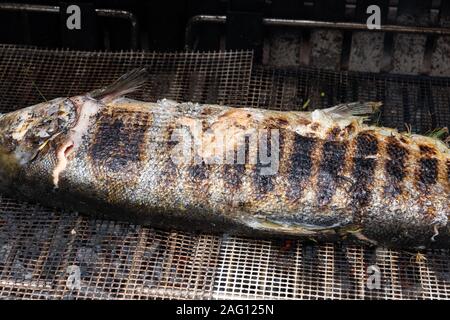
(0, 68), (448, 249)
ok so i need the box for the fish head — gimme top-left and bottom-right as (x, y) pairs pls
(0, 68), (147, 186)
(0, 97), (79, 168)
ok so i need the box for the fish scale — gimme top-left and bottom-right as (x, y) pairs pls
(0, 68), (448, 249)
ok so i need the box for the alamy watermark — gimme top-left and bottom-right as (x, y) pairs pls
(366, 265), (381, 290)
(66, 265), (81, 290)
(367, 5), (381, 30)
(66, 5), (81, 30)
(168, 121), (280, 175)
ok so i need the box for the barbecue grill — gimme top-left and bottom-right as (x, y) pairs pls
(0, 1), (449, 300)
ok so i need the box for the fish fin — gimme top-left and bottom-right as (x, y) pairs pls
(351, 232), (379, 246)
(243, 216), (351, 236)
(324, 101), (382, 119)
(88, 67), (148, 103)
(244, 217), (318, 235)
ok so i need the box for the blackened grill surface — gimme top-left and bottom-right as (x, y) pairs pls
(0, 45), (449, 300)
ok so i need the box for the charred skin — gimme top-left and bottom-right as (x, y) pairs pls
(0, 69), (448, 249)
(0, 98), (447, 249)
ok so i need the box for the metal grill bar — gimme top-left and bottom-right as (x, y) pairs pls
(185, 15), (450, 50)
(0, 3), (140, 49)
(0, 45), (448, 300)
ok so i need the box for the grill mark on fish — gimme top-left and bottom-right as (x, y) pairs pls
(447, 160), (450, 184)
(223, 163), (245, 191)
(188, 121), (212, 183)
(286, 134), (316, 202)
(253, 169), (273, 196)
(355, 131), (378, 155)
(419, 145), (436, 156)
(188, 161), (210, 181)
(158, 124), (179, 190)
(316, 141), (347, 206)
(350, 132), (378, 208)
(418, 157), (438, 187)
(415, 156), (439, 218)
(242, 134), (250, 166)
(385, 136), (408, 196)
(90, 109), (150, 173)
(252, 129), (275, 196)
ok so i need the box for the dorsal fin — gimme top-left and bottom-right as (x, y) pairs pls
(310, 101), (382, 128)
(88, 67), (148, 103)
(323, 101), (382, 119)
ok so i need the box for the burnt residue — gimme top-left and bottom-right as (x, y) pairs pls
(385, 137), (409, 196)
(316, 141), (347, 206)
(418, 158), (438, 187)
(286, 134), (316, 201)
(350, 132), (378, 208)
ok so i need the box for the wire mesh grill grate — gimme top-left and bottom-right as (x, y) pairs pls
(246, 66), (450, 133)
(0, 44), (449, 300)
